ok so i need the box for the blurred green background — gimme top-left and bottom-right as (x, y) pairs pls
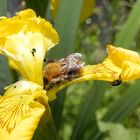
(1, 0), (140, 140)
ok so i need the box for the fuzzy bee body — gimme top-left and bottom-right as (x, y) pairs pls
(43, 53), (85, 90)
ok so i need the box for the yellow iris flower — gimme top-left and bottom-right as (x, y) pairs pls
(0, 9), (140, 140)
(50, 0), (96, 22)
(0, 9), (57, 140)
(0, 80), (50, 140)
(107, 45), (140, 81)
(0, 9), (59, 86)
(47, 45), (140, 101)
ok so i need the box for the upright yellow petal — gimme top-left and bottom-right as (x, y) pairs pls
(1, 32), (49, 85)
(0, 80), (48, 140)
(0, 9), (59, 85)
(0, 9), (59, 46)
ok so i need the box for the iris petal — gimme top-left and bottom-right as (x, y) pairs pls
(0, 9), (59, 85)
(0, 80), (48, 140)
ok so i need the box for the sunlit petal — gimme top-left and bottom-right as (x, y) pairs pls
(0, 80), (48, 140)
(107, 45), (140, 81)
(107, 45), (140, 67)
(0, 9), (59, 46)
(0, 9), (59, 85)
(121, 61), (140, 81)
(1, 32), (49, 85)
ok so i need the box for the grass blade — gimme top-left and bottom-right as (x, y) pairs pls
(103, 81), (140, 122)
(25, 0), (50, 17)
(49, 89), (66, 131)
(115, 0), (140, 48)
(48, 0), (84, 134)
(33, 105), (58, 140)
(49, 0), (84, 58)
(91, 81), (140, 140)
(0, 56), (13, 94)
(0, 4), (13, 94)
(0, 0), (6, 16)
(71, 81), (108, 140)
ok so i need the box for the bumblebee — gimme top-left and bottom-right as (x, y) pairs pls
(43, 53), (85, 90)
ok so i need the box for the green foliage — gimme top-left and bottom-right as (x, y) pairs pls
(115, 0), (140, 48)
(0, 56), (13, 94)
(99, 121), (140, 140)
(103, 80), (140, 122)
(25, 0), (50, 17)
(33, 108), (58, 140)
(71, 81), (108, 140)
(0, 2), (13, 94)
(0, 0), (6, 16)
(49, 0), (84, 58)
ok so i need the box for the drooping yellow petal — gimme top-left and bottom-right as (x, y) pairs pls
(81, 58), (121, 81)
(46, 45), (140, 101)
(0, 80), (48, 140)
(107, 45), (140, 67)
(46, 58), (121, 101)
(107, 45), (140, 81)
(50, 0), (95, 22)
(0, 9), (59, 86)
(121, 61), (140, 81)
